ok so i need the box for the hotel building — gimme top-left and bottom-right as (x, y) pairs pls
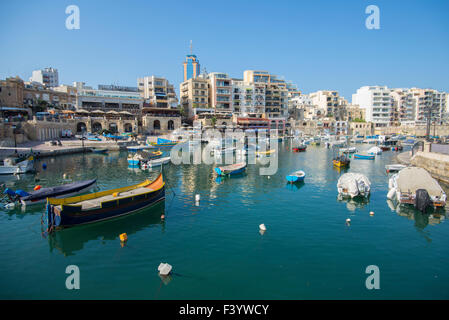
(408, 88), (446, 124)
(183, 54), (201, 82)
(179, 75), (210, 119)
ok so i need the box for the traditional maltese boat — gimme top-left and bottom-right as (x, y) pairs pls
(45, 174), (165, 232)
(214, 163), (246, 176)
(4, 179), (97, 206)
(149, 138), (179, 148)
(354, 153), (375, 160)
(286, 170), (306, 183)
(337, 173), (371, 198)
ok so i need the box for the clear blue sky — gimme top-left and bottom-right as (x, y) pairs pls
(1, 0), (448, 101)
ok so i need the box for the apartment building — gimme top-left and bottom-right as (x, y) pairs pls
(179, 76), (210, 119)
(208, 72), (233, 113)
(390, 89), (415, 124)
(30, 67), (59, 88)
(232, 79), (265, 118)
(344, 104), (365, 122)
(352, 86), (393, 127)
(137, 76), (178, 109)
(52, 84), (77, 110)
(309, 90), (346, 119)
(408, 88), (447, 124)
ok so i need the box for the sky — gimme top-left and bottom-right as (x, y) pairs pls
(0, 0), (448, 101)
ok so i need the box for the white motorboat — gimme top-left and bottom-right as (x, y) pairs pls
(340, 147), (357, 153)
(0, 156), (35, 175)
(387, 167), (446, 209)
(337, 173), (371, 198)
(385, 164), (406, 173)
(367, 146), (382, 155)
(141, 156), (171, 169)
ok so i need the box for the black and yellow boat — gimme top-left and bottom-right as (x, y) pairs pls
(46, 174), (165, 232)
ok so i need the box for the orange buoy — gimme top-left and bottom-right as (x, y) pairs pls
(119, 233), (128, 242)
(161, 214), (165, 220)
(34, 185), (42, 191)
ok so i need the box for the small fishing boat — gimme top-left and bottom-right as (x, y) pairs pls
(141, 157), (171, 169)
(91, 148), (108, 154)
(333, 155), (350, 168)
(212, 146), (236, 156)
(127, 150), (162, 166)
(337, 173), (371, 198)
(385, 164), (407, 173)
(214, 163), (246, 176)
(379, 145), (391, 151)
(292, 145), (307, 152)
(0, 156), (35, 175)
(340, 147), (357, 154)
(45, 174), (165, 232)
(367, 146), (382, 155)
(387, 167), (446, 211)
(149, 138), (179, 148)
(354, 153), (375, 160)
(4, 179), (97, 206)
(286, 170), (306, 183)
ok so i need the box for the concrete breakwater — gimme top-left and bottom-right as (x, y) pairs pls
(410, 151), (449, 186)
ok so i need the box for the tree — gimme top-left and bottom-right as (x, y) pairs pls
(211, 116), (217, 128)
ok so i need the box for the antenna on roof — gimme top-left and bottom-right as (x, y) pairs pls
(190, 40), (193, 54)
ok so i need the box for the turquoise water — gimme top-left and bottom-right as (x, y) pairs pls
(1, 142), (448, 299)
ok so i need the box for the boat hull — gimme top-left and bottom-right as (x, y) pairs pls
(354, 154), (375, 160)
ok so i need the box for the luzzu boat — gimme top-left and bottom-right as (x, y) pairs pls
(286, 170), (306, 183)
(45, 174), (165, 232)
(354, 153), (375, 160)
(214, 163), (246, 176)
(256, 149), (276, 157)
(149, 138), (179, 148)
(0, 155), (35, 175)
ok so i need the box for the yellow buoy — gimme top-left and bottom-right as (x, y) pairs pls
(119, 233), (128, 242)
(113, 192), (119, 197)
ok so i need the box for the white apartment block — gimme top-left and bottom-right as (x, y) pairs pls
(137, 76), (178, 109)
(352, 86), (393, 127)
(30, 67), (59, 88)
(390, 88), (415, 123)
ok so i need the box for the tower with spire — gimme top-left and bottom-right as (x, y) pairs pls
(183, 40), (200, 82)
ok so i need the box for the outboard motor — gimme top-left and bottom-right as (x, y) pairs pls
(414, 189), (432, 213)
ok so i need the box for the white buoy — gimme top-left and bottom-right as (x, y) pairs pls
(259, 223), (267, 231)
(195, 194), (200, 202)
(158, 262), (172, 276)
(346, 218), (351, 224)
(370, 211), (374, 216)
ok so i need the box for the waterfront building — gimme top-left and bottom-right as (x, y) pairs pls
(137, 76), (178, 109)
(208, 72), (233, 114)
(30, 67), (59, 88)
(344, 104), (365, 122)
(408, 88), (447, 124)
(286, 82), (301, 116)
(309, 90), (346, 120)
(75, 82), (143, 115)
(231, 79), (265, 118)
(243, 70), (289, 120)
(352, 86), (393, 127)
(390, 89), (415, 124)
(179, 75), (210, 119)
(51, 84), (77, 110)
(141, 102), (181, 134)
(0, 77), (25, 110)
(23, 81), (74, 112)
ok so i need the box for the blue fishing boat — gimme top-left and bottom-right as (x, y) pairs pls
(354, 153), (375, 160)
(286, 170), (306, 183)
(214, 163), (246, 176)
(149, 138), (179, 148)
(45, 174), (165, 232)
(127, 150), (162, 166)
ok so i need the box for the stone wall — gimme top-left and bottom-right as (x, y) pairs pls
(142, 115), (181, 134)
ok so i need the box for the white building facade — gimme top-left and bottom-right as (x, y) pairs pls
(352, 86), (393, 127)
(30, 67), (59, 88)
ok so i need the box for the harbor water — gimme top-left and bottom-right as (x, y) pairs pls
(1, 141), (448, 299)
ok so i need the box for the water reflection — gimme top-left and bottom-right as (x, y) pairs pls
(337, 196), (370, 212)
(388, 200), (447, 229)
(285, 181), (305, 191)
(47, 202), (165, 256)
